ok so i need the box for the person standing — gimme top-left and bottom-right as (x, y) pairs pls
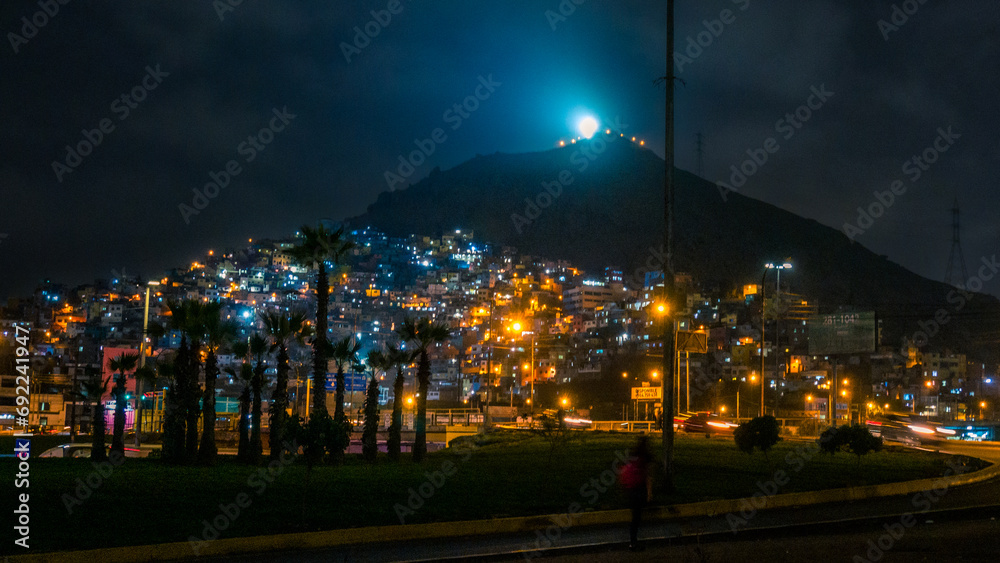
(621, 434), (654, 551)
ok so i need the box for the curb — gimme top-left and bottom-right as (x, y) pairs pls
(11, 458), (999, 562)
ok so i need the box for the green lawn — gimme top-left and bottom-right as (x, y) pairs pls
(1, 431), (981, 554)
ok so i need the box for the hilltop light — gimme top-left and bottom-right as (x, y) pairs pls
(578, 116), (599, 139)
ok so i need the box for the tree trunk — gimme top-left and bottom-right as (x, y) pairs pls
(91, 403), (108, 462)
(312, 263), (329, 418)
(185, 341), (202, 461)
(238, 386), (251, 462)
(167, 337), (190, 464)
(387, 370), (404, 461)
(198, 350), (219, 465)
(334, 364), (346, 424)
(270, 345), (289, 460)
(111, 377), (126, 456)
(414, 351), (430, 462)
(362, 375), (379, 463)
(250, 363), (264, 464)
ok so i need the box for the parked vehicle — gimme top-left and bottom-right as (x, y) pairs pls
(38, 444), (157, 458)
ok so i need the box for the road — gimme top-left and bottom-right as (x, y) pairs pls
(194, 441), (1000, 563)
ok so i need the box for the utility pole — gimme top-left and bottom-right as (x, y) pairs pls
(484, 284), (495, 430)
(660, 0), (677, 491)
(760, 269), (767, 417)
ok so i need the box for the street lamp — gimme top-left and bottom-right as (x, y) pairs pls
(763, 262), (792, 417)
(135, 280), (160, 446)
(510, 322), (535, 414)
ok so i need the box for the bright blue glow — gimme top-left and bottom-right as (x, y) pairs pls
(578, 116), (599, 139)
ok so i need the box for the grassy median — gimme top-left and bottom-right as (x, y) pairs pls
(0, 430), (982, 554)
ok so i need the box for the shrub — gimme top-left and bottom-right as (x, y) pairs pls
(818, 424), (882, 461)
(734, 415), (782, 459)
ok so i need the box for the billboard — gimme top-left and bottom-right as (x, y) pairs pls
(676, 330), (708, 353)
(632, 386), (663, 400)
(808, 312), (876, 355)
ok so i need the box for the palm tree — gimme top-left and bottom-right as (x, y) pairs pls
(248, 332), (268, 464)
(80, 375), (110, 462)
(363, 349), (387, 463)
(228, 340), (253, 462)
(109, 352), (139, 456)
(161, 336), (189, 463)
(199, 306), (236, 465)
(287, 224), (355, 419)
(167, 300), (209, 461)
(397, 318), (450, 462)
(262, 311), (310, 461)
(330, 336), (361, 425)
(385, 343), (416, 461)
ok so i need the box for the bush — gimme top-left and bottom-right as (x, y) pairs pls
(734, 415), (781, 458)
(818, 424), (882, 461)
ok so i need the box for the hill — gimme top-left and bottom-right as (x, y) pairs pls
(350, 137), (1000, 362)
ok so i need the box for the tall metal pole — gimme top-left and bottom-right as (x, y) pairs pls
(135, 285), (152, 447)
(774, 269), (781, 418)
(661, 0), (677, 490)
(529, 331), (535, 415)
(760, 270), (767, 417)
(485, 286), (494, 430)
(685, 351), (690, 412)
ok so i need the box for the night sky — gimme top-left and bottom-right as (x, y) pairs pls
(2, 1), (998, 300)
